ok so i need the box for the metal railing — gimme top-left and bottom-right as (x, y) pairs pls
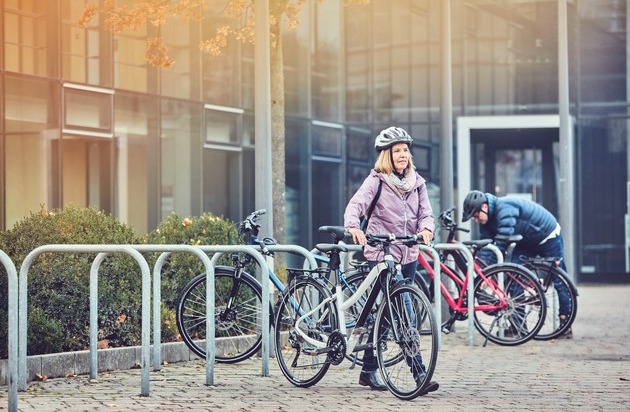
(0, 249), (18, 412)
(18, 245), (152, 395)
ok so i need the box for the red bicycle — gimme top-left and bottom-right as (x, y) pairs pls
(416, 208), (547, 346)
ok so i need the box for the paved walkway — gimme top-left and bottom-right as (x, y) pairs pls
(2, 284), (629, 411)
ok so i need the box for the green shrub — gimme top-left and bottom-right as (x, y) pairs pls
(0, 207), (241, 359)
(0, 205), (142, 357)
(143, 211), (241, 311)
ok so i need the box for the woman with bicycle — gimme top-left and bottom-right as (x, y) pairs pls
(462, 190), (575, 339)
(344, 126), (439, 394)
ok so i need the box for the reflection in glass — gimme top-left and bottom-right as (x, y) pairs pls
(114, 94), (155, 234)
(203, 148), (240, 221)
(4, 0), (56, 77)
(4, 77), (59, 228)
(64, 86), (113, 132)
(161, 100), (202, 219)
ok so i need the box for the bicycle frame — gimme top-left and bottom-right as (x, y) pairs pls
(417, 250), (509, 315)
(293, 261), (389, 351)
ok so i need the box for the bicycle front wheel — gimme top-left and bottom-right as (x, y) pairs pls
(176, 268), (270, 363)
(473, 263), (547, 346)
(274, 276), (337, 388)
(375, 284), (439, 401)
(528, 264), (578, 340)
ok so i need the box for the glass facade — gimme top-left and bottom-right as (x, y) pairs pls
(0, 0), (628, 282)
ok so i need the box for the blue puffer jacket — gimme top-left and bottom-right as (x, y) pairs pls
(479, 193), (558, 255)
(344, 169), (435, 264)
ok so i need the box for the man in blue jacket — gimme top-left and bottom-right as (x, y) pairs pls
(462, 190), (573, 338)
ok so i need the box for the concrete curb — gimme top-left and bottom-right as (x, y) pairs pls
(0, 341), (199, 386)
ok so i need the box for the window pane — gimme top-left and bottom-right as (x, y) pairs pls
(161, 99), (202, 219)
(205, 108), (241, 145)
(61, 0), (109, 86)
(114, 22), (155, 93)
(161, 20), (197, 100)
(312, 124), (342, 157)
(312, 159), (341, 244)
(203, 149), (240, 221)
(64, 87), (113, 132)
(202, 1), (240, 106)
(4, 1), (57, 77)
(4, 77), (60, 227)
(114, 94), (156, 234)
(312, 0), (340, 121)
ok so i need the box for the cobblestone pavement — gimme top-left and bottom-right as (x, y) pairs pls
(2, 284), (629, 411)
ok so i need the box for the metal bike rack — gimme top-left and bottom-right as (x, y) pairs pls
(482, 244), (504, 264)
(122, 245), (214, 373)
(259, 244), (319, 271)
(433, 243), (475, 347)
(200, 246), (269, 382)
(1, 249), (18, 412)
(418, 245), (442, 349)
(18, 245), (151, 395)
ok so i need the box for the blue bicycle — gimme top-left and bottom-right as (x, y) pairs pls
(175, 209), (370, 363)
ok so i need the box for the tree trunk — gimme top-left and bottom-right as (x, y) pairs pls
(270, 1), (287, 264)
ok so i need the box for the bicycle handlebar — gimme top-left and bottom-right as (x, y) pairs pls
(438, 207), (470, 243)
(239, 209), (267, 235)
(365, 233), (428, 247)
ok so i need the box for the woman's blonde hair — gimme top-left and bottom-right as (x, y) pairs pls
(374, 145), (416, 175)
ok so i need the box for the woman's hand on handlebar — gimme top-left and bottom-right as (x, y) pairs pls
(418, 229), (433, 245)
(348, 227), (367, 246)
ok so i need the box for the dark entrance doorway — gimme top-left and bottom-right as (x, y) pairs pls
(470, 128), (559, 217)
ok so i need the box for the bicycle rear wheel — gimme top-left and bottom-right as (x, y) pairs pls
(176, 268), (270, 363)
(528, 264), (578, 340)
(376, 284), (439, 400)
(274, 276), (337, 388)
(473, 263), (547, 346)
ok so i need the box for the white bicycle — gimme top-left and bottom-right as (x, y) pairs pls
(273, 227), (439, 400)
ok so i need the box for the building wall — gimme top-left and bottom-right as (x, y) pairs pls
(0, 0), (627, 280)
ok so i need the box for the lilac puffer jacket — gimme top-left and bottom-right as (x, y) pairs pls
(344, 169), (435, 265)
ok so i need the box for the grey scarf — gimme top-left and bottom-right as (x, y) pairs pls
(385, 171), (416, 196)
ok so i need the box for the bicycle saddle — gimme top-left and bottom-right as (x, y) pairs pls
(318, 225), (351, 243)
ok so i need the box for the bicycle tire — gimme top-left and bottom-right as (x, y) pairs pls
(175, 267), (272, 363)
(376, 283), (439, 400)
(527, 263), (578, 340)
(473, 263), (547, 346)
(274, 276), (337, 388)
(344, 270), (432, 367)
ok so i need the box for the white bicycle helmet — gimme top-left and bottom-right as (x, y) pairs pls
(374, 126), (413, 152)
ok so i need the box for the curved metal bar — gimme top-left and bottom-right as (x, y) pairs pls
(18, 245), (151, 395)
(255, 244), (318, 270)
(418, 245), (442, 349)
(200, 246), (269, 383)
(482, 244), (504, 264)
(129, 245), (214, 373)
(0, 250), (18, 412)
(89, 253), (108, 379)
(433, 243), (475, 347)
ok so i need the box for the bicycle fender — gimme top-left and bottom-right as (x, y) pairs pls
(482, 261), (539, 280)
